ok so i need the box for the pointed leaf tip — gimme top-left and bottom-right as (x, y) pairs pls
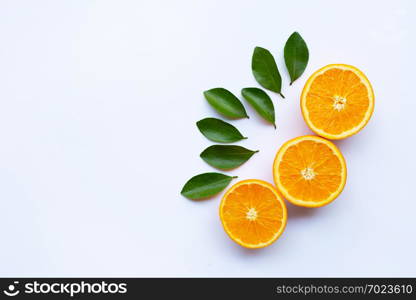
(241, 87), (276, 128)
(196, 118), (247, 143)
(251, 47), (284, 96)
(200, 145), (258, 170)
(203, 88), (248, 119)
(181, 172), (236, 200)
(284, 32), (309, 85)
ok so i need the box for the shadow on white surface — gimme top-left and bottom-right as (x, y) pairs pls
(286, 202), (317, 220)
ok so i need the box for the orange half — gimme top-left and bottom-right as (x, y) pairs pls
(219, 179), (287, 249)
(301, 64), (374, 139)
(273, 135), (347, 207)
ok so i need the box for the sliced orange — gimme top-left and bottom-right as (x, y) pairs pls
(219, 179), (287, 249)
(301, 64), (374, 139)
(273, 135), (347, 207)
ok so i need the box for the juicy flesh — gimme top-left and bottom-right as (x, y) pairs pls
(222, 183), (284, 246)
(306, 68), (370, 135)
(278, 140), (343, 203)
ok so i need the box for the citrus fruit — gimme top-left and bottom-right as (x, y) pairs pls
(301, 64), (374, 139)
(273, 135), (347, 207)
(219, 179), (287, 249)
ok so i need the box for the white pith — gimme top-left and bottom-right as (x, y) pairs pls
(301, 167), (316, 180)
(246, 207), (258, 221)
(333, 95), (347, 111)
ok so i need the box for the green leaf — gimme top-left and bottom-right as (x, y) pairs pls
(203, 88), (248, 119)
(241, 88), (276, 128)
(251, 47), (285, 98)
(181, 172), (237, 200)
(196, 118), (247, 143)
(284, 32), (309, 85)
(200, 145), (259, 170)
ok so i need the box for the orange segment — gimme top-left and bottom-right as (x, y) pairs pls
(273, 136), (347, 207)
(219, 179), (287, 249)
(301, 64), (374, 139)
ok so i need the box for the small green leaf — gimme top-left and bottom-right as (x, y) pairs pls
(241, 88), (276, 128)
(196, 118), (247, 143)
(200, 145), (258, 170)
(284, 32), (309, 85)
(181, 172), (237, 200)
(203, 88), (248, 119)
(251, 47), (284, 98)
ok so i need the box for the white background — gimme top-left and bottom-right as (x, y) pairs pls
(0, 0), (415, 277)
